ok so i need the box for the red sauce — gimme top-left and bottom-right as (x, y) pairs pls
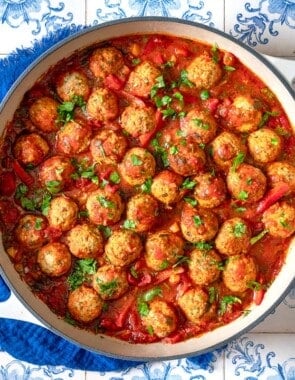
(0, 33), (294, 344)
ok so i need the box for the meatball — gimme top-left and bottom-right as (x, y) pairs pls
(189, 248), (222, 286)
(89, 46), (125, 82)
(226, 163), (267, 203)
(90, 129), (127, 163)
(193, 172), (227, 208)
(29, 96), (59, 133)
(167, 138), (206, 177)
(125, 61), (161, 98)
(141, 300), (177, 338)
(92, 264), (128, 300)
(215, 217), (251, 256)
(151, 170), (183, 205)
(86, 88), (118, 122)
(13, 133), (49, 166)
(126, 194), (159, 232)
(15, 214), (47, 249)
(211, 131), (247, 170)
(180, 204), (219, 243)
(223, 255), (257, 293)
(56, 120), (91, 156)
(121, 104), (156, 138)
(178, 287), (208, 324)
(120, 147), (156, 186)
(37, 242), (71, 277)
(225, 96), (262, 133)
(56, 70), (90, 102)
(47, 196), (78, 231)
(68, 285), (103, 323)
(247, 128), (282, 164)
(266, 161), (295, 194)
(262, 201), (295, 238)
(145, 230), (184, 271)
(105, 229), (142, 267)
(86, 188), (124, 226)
(66, 223), (104, 258)
(180, 109), (217, 144)
(38, 156), (75, 190)
(186, 52), (222, 89)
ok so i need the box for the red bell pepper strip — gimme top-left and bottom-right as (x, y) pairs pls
(138, 110), (164, 147)
(12, 160), (34, 187)
(253, 288), (265, 305)
(256, 182), (290, 214)
(104, 74), (125, 91)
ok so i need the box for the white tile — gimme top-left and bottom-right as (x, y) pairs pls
(225, 333), (295, 379)
(225, 0), (295, 57)
(86, 352), (225, 380)
(0, 351), (86, 379)
(86, 0), (224, 30)
(0, 0), (86, 54)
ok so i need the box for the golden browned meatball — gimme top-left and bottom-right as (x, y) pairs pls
(38, 156), (75, 190)
(66, 223), (104, 258)
(227, 163), (267, 203)
(121, 104), (156, 138)
(193, 172), (227, 208)
(247, 128), (282, 164)
(211, 131), (247, 170)
(167, 138), (206, 177)
(90, 128), (127, 163)
(29, 96), (59, 133)
(126, 194), (159, 233)
(178, 287), (208, 324)
(151, 170), (183, 205)
(86, 88), (119, 122)
(92, 264), (128, 300)
(13, 133), (49, 166)
(189, 248), (221, 286)
(266, 161), (295, 194)
(225, 96), (262, 133)
(15, 214), (47, 249)
(68, 285), (103, 323)
(145, 230), (184, 271)
(180, 204), (219, 243)
(186, 52), (222, 89)
(120, 147), (156, 186)
(125, 61), (161, 98)
(215, 217), (251, 256)
(105, 229), (142, 267)
(141, 300), (177, 338)
(262, 201), (295, 238)
(86, 188), (124, 226)
(56, 70), (90, 101)
(223, 255), (257, 293)
(37, 242), (72, 277)
(89, 47), (125, 82)
(55, 120), (91, 156)
(180, 109), (217, 144)
(47, 196), (78, 231)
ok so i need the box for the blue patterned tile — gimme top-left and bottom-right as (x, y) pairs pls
(86, 0), (224, 30)
(225, 334), (295, 379)
(0, 0), (86, 54)
(225, 0), (295, 57)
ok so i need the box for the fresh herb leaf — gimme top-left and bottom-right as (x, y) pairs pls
(131, 154), (143, 166)
(98, 225), (112, 238)
(194, 241), (213, 250)
(200, 90), (210, 100)
(238, 190), (249, 201)
(97, 279), (118, 297)
(141, 178), (153, 193)
(250, 230), (268, 245)
(57, 95), (86, 123)
(193, 215), (203, 226)
(258, 111), (279, 128)
(184, 197), (198, 207)
(224, 65), (236, 71)
(231, 152), (245, 172)
(97, 195), (115, 209)
(181, 178), (196, 190)
(193, 118), (210, 130)
(109, 171), (120, 184)
(68, 258), (97, 290)
(46, 180), (61, 194)
(219, 295), (242, 315)
(233, 222), (247, 237)
(123, 219), (136, 229)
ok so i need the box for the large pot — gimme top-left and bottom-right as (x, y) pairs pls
(0, 17), (294, 361)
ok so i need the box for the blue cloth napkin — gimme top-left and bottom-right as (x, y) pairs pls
(0, 24), (217, 371)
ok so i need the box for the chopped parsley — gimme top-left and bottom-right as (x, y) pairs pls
(193, 118), (210, 130)
(194, 241), (213, 250)
(97, 279), (118, 297)
(123, 219), (137, 229)
(258, 110), (279, 128)
(219, 295), (242, 315)
(200, 89), (210, 100)
(131, 154), (143, 166)
(231, 152), (245, 172)
(45, 180), (61, 194)
(57, 95), (86, 123)
(238, 190), (249, 201)
(98, 225), (112, 238)
(224, 65), (236, 72)
(250, 230), (268, 245)
(193, 215), (203, 226)
(233, 222), (247, 238)
(141, 178), (153, 193)
(71, 159), (99, 185)
(109, 171), (121, 184)
(181, 178), (196, 190)
(68, 258), (97, 290)
(184, 197), (198, 207)
(137, 287), (162, 317)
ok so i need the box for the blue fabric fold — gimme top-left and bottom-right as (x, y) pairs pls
(0, 24), (216, 372)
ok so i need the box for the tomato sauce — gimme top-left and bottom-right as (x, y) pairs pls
(0, 33), (294, 344)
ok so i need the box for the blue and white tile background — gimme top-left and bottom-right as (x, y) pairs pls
(0, 1), (294, 379)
